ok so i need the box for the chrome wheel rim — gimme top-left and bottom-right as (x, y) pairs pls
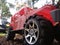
(24, 20), (39, 44)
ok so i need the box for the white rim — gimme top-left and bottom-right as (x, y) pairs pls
(24, 20), (39, 44)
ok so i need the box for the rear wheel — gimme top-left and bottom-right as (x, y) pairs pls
(24, 16), (54, 45)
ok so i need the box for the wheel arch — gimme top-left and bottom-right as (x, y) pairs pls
(25, 14), (53, 26)
(24, 14), (54, 30)
(24, 14), (54, 45)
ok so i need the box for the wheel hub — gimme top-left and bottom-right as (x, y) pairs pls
(29, 29), (35, 35)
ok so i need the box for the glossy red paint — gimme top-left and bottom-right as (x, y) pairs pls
(36, 5), (56, 25)
(10, 5), (57, 30)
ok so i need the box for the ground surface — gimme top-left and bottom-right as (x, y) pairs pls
(0, 37), (23, 45)
(0, 34), (24, 45)
(0, 34), (60, 45)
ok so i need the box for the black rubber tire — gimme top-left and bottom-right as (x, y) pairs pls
(54, 24), (60, 41)
(24, 16), (54, 45)
(5, 30), (15, 41)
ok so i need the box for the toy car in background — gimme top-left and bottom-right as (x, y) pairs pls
(0, 17), (9, 32)
(5, 0), (60, 45)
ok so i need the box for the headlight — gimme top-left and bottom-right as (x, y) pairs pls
(6, 23), (10, 27)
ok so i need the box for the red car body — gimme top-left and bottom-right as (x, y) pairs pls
(10, 5), (57, 31)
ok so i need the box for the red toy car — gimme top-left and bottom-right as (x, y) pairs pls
(5, 0), (60, 45)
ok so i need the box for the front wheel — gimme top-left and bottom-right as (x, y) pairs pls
(24, 19), (39, 45)
(24, 17), (54, 45)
